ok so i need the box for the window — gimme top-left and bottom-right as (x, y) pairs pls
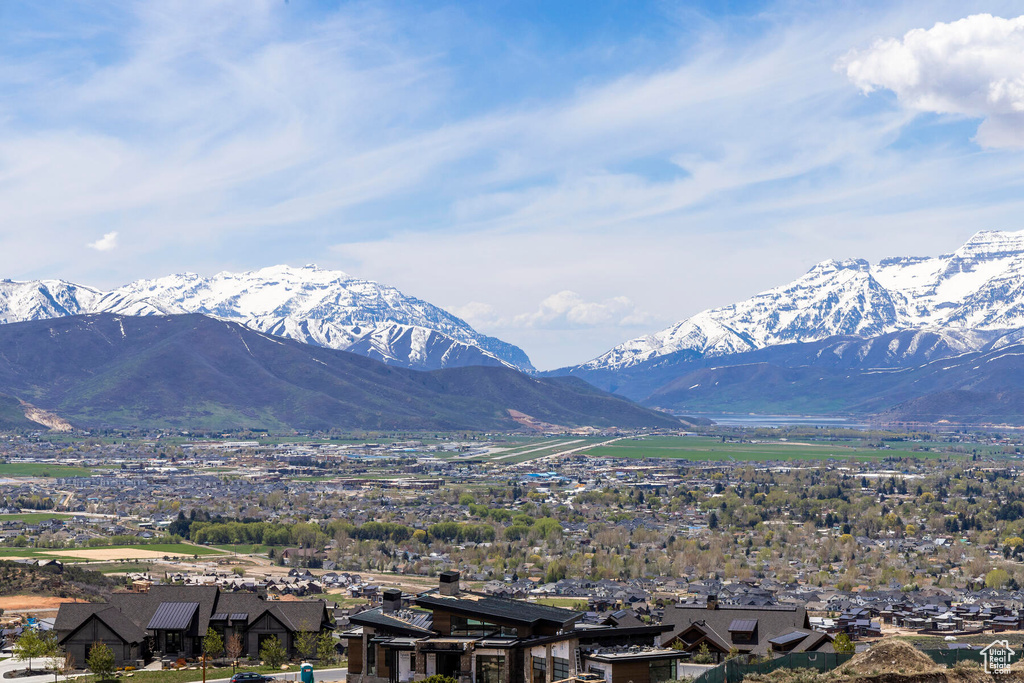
(367, 641), (376, 676)
(552, 657), (569, 682)
(451, 616), (517, 638)
(649, 660), (676, 683)
(532, 656), (546, 683)
(476, 655), (505, 683)
(165, 631), (182, 653)
(410, 653), (417, 673)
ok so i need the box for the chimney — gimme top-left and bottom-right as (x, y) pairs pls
(706, 594), (718, 610)
(383, 589), (402, 613)
(439, 570), (461, 596)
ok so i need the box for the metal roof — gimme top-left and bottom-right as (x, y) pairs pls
(727, 619), (757, 632)
(414, 592), (582, 626)
(231, 613), (248, 621)
(211, 613), (228, 621)
(767, 631), (807, 647)
(147, 602), (199, 631)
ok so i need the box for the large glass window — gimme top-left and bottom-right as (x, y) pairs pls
(552, 657), (569, 682)
(476, 656), (505, 683)
(451, 616), (517, 638)
(532, 656), (546, 683)
(367, 642), (377, 676)
(649, 660), (676, 683)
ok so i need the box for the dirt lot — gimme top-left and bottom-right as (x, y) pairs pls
(0, 595), (86, 610)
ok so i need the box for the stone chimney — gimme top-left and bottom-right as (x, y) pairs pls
(706, 594), (718, 610)
(382, 588), (402, 613)
(439, 570), (461, 596)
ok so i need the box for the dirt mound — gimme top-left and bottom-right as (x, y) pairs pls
(844, 639), (938, 675)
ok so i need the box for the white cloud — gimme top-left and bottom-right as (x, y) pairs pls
(453, 292), (654, 331)
(87, 231), (118, 251)
(839, 13), (1024, 147)
(513, 291), (652, 329)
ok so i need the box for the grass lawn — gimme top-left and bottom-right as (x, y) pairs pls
(100, 664), (301, 683)
(308, 593), (368, 608)
(0, 463), (95, 477)
(0, 512), (73, 523)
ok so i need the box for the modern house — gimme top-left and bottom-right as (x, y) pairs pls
(54, 585), (332, 667)
(345, 571), (684, 683)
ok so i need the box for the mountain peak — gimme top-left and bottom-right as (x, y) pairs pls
(578, 229), (1024, 371)
(0, 267), (533, 372)
(953, 229), (1024, 259)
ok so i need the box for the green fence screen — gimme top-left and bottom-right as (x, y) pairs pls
(689, 647), (986, 683)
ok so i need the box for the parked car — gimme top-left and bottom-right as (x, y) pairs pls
(230, 673), (275, 683)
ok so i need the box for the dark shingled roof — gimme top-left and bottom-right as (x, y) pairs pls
(662, 604), (817, 657)
(55, 604), (148, 645)
(414, 591), (583, 627)
(56, 587), (330, 644)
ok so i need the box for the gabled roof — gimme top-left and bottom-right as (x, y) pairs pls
(55, 604), (147, 645)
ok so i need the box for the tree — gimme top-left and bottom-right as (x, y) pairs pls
(316, 633), (336, 665)
(226, 634), (243, 674)
(986, 568), (1011, 589)
(86, 642), (115, 681)
(203, 627), (224, 661)
(260, 636), (287, 668)
(693, 643), (713, 664)
(14, 628), (46, 672)
(295, 632), (318, 661)
(832, 634), (855, 655)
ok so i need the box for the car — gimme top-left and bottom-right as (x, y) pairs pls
(230, 673), (274, 683)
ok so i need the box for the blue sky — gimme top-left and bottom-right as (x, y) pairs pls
(3, 1), (1024, 368)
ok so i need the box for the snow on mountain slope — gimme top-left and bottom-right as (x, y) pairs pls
(584, 230), (1024, 371)
(0, 266), (534, 372)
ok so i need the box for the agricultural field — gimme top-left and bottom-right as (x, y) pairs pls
(578, 435), (968, 462)
(0, 463), (96, 477)
(0, 543), (226, 562)
(0, 512), (73, 523)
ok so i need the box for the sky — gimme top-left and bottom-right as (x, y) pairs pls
(3, 1), (1024, 369)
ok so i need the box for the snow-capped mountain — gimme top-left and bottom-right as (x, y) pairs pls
(0, 265), (533, 372)
(581, 230), (1024, 371)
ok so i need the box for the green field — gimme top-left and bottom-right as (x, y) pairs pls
(211, 543), (273, 554)
(0, 463), (95, 477)
(0, 543), (226, 561)
(0, 512), (73, 523)
(579, 435), (959, 462)
(533, 597), (588, 609)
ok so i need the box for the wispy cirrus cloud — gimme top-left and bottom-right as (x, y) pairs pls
(4, 1), (1024, 368)
(454, 291), (654, 331)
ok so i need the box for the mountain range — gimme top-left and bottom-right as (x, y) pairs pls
(0, 265), (532, 372)
(556, 230), (1024, 424)
(0, 314), (681, 432)
(6, 229), (1024, 427)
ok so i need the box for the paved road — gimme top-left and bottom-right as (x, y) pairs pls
(206, 668), (348, 683)
(0, 658), (347, 683)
